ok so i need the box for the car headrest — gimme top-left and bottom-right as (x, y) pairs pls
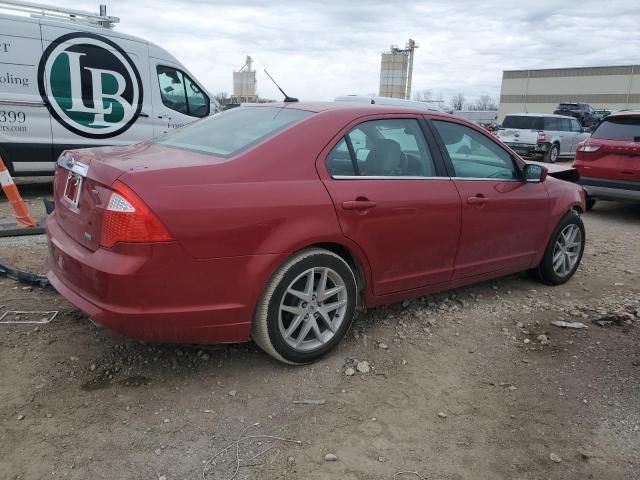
(365, 139), (402, 175)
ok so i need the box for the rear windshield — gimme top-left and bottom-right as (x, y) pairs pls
(502, 116), (543, 130)
(558, 103), (579, 110)
(156, 107), (312, 157)
(591, 116), (640, 142)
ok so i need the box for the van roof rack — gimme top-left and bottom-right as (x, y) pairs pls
(0, 0), (119, 28)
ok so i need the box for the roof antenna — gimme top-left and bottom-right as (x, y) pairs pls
(263, 69), (298, 103)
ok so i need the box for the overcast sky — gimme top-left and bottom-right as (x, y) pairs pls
(29, 1), (640, 104)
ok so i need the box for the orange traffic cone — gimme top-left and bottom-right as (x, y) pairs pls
(0, 156), (37, 228)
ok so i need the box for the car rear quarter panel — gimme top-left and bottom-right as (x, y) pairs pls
(118, 111), (363, 260)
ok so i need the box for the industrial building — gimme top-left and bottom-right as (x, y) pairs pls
(379, 39), (417, 100)
(498, 65), (640, 121)
(232, 55), (257, 103)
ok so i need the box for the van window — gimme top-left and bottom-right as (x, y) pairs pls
(544, 117), (561, 131)
(157, 66), (210, 118)
(156, 106), (312, 157)
(592, 116), (640, 141)
(501, 116), (543, 130)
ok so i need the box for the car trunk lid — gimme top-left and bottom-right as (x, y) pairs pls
(52, 143), (220, 251)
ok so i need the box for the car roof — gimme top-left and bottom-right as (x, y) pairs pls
(241, 101), (458, 119)
(504, 113), (577, 119)
(607, 109), (640, 118)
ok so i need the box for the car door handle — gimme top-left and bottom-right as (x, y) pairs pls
(137, 112), (150, 118)
(467, 195), (489, 205)
(342, 199), (378, 210)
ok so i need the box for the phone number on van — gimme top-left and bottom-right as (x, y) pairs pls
(0, 110), (26, 123)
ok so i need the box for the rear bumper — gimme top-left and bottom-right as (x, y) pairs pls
(580, 176), (640, 201)
(46, 213), (284, 343)
(504, 142), (549, 158)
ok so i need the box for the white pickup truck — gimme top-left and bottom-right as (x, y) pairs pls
(497, 113), (590, 163)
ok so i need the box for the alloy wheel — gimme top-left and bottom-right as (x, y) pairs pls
(552, 224), (582, 277)
(278, 267), (348, 352)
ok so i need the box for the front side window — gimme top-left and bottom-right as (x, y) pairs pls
(592, 116), (640, 141)
(326, 118), (436, 177)
(156, 106), (312, 157)
(433, 120), (520, 180)
(157, 66), (210, 118)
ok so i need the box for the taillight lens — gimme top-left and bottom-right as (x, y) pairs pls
(100, 181), (173, 248)
(576, 144), (601, 153)
(537, 131), (546, 143)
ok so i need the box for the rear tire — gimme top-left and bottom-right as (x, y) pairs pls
(545, 144), (559, 163)
(530, 210), (585, 285)
(252, 248), (358, 364)
(585, 195), (596, 211)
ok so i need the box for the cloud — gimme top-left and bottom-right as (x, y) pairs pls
(16, 0), (640, 104)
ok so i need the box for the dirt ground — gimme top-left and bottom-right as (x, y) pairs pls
(1, 179), (639, 480)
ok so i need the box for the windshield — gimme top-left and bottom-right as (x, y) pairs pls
(156, 107), (313, 157)
(558, 103), (579, 110)
(591, 116), (640, 142)
(501, 116), (543, 130)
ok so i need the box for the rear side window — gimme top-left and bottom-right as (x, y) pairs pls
(502, 116), (543, 130)
(156, 107), (312, 157)
(544, 117), (561, 130)
(326, 119), (436, 177)
(592, 117), (640, 142)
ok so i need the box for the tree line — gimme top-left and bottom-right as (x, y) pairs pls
(413, 89), (498, 111)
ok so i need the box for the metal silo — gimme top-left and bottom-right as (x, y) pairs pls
(379, 39), (418, 99)
(232, 56), (257, 103)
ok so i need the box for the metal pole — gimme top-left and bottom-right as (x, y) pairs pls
(405, 39), (416, 100)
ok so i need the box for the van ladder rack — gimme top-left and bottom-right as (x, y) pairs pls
(0, 0), (119, 28)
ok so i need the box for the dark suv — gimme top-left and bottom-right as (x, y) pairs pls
(554, 102), (598, 127)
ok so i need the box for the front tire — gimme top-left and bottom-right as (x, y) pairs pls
(252, 248), (358, 364)
(545, 143), (559, 163)
(530, 210), (585, 285)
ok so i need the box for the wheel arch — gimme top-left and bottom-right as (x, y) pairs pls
(309, 241), (369, 309)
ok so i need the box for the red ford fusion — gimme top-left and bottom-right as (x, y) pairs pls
(46, 103), (586, 364)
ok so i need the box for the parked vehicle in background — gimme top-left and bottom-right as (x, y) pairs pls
(592, 108), (612, 122)
(46, 103), (586, 364)
(553, 102), (598, 127)
(334, 95), (444, 112)
(497, 113), (589, 162)
(0, 1), (217, 176)
(574, 110), (640, 210)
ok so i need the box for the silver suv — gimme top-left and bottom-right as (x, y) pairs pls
(497, 113), (590, 162)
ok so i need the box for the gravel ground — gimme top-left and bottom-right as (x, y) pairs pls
(1, 181), (639, 480)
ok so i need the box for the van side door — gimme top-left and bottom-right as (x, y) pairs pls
(149, 60), (211, 137)
(38, 26), (155, 154)
(0, 16), (53, 174)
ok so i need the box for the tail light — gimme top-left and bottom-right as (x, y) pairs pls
(577, 144), (601, 153)
(575, 143), (601, 162)
(537, 131), (546, 143)
(100, 181), (173, 248)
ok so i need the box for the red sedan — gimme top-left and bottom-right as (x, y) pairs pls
(46, 103), (586, 364)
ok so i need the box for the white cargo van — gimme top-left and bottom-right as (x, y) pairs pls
(0, 1), (218, 175)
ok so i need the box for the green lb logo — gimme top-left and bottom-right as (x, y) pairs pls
(38, 33), (143, 139)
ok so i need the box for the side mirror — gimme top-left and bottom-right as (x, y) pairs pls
(524, 163), (548, 183)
